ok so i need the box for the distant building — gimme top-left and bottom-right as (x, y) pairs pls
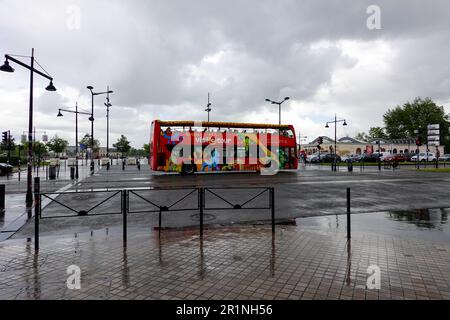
(301, 136), (444, 155)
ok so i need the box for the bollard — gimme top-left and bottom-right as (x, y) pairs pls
(0, 184), (5, 216)
(199, 188), (204, 237)
(271, 187), (275, 234)
(70, 166), (75, 180)
(49, 166), (56, 180)
(346, 187), (351, 240)
(34, 177), (40, 251)
(122, 190), (127, 243)
(122, 160), (125, 170)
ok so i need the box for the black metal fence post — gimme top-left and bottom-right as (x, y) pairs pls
(34, 177), (40, 251)
(346, 187), (351, 240)
(122, 190), (127, 243)
(199, 187), (204, 237)
(158, 209), (162, 238)
(271, 187), (275, 234)
(0, 184), (5, 216)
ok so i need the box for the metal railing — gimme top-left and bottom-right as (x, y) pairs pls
(33, 178), (275, 250)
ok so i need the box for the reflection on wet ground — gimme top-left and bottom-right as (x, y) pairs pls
(299, 208), (450, 243)
(2, 208), (450, 300)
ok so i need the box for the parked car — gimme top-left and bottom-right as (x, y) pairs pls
(360, 153), (380, 162)
(306, 153), (320, 163)
(378, 152), (392, 162)
(384, 154), (408, 162)
(0, 163), (13, 175)
(342, 154), (361, 162)
(438, 154), (450, 161)
(411, 152), (436, 162)
(321, 153), (341, 163)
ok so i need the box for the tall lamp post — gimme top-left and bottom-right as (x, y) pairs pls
(104, 86), (112, 169)
(86, 86), (113, 174)
(205, 92), (211, 122)
(265, 97), (290, 125)
(325, 114), (347, 171)
(1, 48), (57, 211)
(57, 102), (92, 179)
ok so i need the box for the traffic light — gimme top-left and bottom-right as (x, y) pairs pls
(415, 137), (422, 146)
(318, 136), (323, 144)
(2, 131), (8, 144)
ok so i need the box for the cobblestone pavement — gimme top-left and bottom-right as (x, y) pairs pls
(1, 220), (450, 300)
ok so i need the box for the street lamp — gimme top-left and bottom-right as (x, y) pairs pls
(205, 92), (211, 122)
(104, 86), (113, 169)
(1, 48), (57, 211)
(325, 114), (347, 171)
(265, 97), (290, 125)
(86, 85), (113, 174)
(57, 102), (92, 179)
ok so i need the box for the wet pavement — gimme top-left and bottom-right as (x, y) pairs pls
(8, 162), (450, 238)
(1, 213), (450, 300)
(0, 161), (95, 241)
(2, 163), (450, 300)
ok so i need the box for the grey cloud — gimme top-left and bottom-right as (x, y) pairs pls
(1, 0), (450, 147)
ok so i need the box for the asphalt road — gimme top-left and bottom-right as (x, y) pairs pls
(9, 163), (450, 238)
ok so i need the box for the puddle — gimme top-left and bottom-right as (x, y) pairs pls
(297, 208), (450, 243)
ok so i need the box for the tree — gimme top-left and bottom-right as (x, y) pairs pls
(113, 135), (131, 156)
(46, 135), (69, 156)
(383, 97), (450, 151)
(79, 134), (100, 153)
(368, 127), (388, 140)
(355, 132), (369, 142)
(23, 141), (48, 157)
(143, 143), (150, 156)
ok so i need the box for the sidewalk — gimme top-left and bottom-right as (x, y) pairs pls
(0, 161), (98, 241)
(1, 220), (450, 300)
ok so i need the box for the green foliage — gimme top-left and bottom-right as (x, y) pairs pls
(22, 141), (48, 157)
(46, 135), (69, 154)
(113, 135), (132, 155)
(368, 127), (388, 140)
(355, 132), (368, 142)
(143, 143), (150, 155)
(79, 134), (100, 152)
(383, 97), (450, 151)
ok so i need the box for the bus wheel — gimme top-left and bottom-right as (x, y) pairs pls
(182, 164), (195, 175)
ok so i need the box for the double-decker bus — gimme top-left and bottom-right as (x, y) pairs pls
(149, 120), (298, 174)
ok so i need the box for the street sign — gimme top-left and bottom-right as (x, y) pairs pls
(427, 129), (440, 136)
(427, 124), (440, 130)
(427, 135), (440, 142)
(428, 141), (440, 146)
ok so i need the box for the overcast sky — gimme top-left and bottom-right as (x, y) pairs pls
(1, 0), (450, 147)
